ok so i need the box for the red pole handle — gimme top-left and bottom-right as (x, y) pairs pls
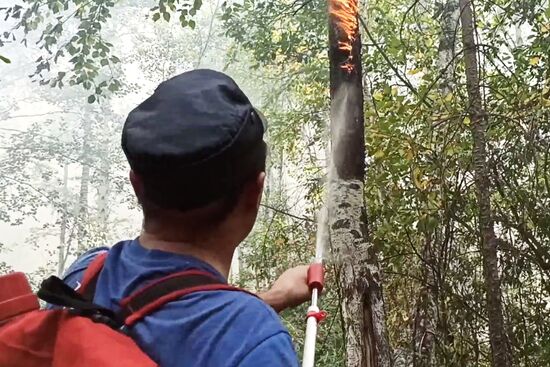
(307, 263), (325, 293)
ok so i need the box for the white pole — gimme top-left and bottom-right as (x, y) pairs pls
(302, 289), (319, 367)
(303, 207), (328, 367)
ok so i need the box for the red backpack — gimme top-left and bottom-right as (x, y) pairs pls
(0, 253), (249, 367)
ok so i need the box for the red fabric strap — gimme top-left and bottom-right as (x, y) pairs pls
(78, 252), (108, 297)
(77, 256), (255, 327)
(119, 270), (218, 307)
(119, 269), (256, 326)
(123, 283), (248, 326)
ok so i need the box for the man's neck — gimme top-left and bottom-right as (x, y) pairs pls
(138, 230), (235, 279)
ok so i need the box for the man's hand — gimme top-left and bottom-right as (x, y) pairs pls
(259, 265), (311, 313)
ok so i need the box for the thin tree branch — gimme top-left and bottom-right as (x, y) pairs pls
(260, 203), (314, 222)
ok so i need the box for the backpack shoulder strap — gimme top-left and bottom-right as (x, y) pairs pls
(118, 270), (256, 327)
(72, 252), (255, 327)
(78, 252), (108, 300)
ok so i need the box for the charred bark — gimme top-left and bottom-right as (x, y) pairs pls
(459, 1), (511, 366)
(328, 6), (391, 367)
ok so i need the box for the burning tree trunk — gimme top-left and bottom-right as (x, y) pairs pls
(459, 0), (511, 366)
(327, 1), (391, 366)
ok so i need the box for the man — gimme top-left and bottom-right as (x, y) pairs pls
(60, 69), (310, 366)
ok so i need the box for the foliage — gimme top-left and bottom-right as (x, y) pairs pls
(0, 0), (202, 100)
(2, 0), (550, 365)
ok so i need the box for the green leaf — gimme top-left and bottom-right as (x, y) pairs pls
(188, 19), (196, 29)
(108, 81), (119, 92)
(391, 87), (398, 97)
(373, 150), (385, 159)
(412, 167), (423, 190)
(179, 16), (188, 27)
(152, 13), (160, 21)
(0, 55), (10, 64)
(87, 94), (96, 103)
(163, 12), (170, 22)
(529, 56), (540, 66)
(373, 90), (384, 101)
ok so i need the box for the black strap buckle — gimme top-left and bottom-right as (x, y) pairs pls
(38, 276), (123, 329)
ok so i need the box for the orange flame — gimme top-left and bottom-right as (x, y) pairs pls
(329, 0), (359, 72)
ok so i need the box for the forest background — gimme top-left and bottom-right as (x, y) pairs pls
(1, 0), (549, 365)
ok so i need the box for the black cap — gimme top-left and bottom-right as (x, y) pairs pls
(122, 69), (267, 210)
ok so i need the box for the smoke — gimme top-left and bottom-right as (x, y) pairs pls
(315, 84), (365, 265)
(315, 205), (329, 262)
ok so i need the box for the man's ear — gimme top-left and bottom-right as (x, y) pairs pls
(129, 170), (144, 199)
(253, 172), (265, 209)
(240, 172), (265, 209)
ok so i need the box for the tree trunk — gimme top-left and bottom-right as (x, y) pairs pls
(58, 164), (69, 276)
(228, 246), (239, 283)
(77, 118), (91, 252)
(412, 237), (436, 367)
(97, 152), (111, 242)
(437, 0), (459, 95)
(328, 3), (391, 366)
(459, 1), (511, 366)
(412, 1), (460, 364)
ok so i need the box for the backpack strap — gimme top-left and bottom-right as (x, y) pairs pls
(117, 270), (255, 327)
(37, 275), (124, 329)
(78, 252), (108, 300)
(66, 251), (255, 328)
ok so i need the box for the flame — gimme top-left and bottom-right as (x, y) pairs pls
(329, 0), (359, 72)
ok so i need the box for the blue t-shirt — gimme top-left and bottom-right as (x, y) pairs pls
(61, 239), (298, 367)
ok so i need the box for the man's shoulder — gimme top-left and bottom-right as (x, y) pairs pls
(137, 289), (296, 366)
(62, 240), (133, 284)
(61, 246), (110, 289)
(161, 286), (283, 327)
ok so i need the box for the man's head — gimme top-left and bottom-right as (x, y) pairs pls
(122, 69), (267, 244)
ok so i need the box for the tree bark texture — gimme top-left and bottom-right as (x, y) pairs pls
(77, 118), (91, 252)
(328, 5), (391, 367)
(459, 1), (511, 366)
(412, 237), (436, 367)
(436, 0), (459, 95)
(58, 164), (69, 276)
(97, 152), (111, 242)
